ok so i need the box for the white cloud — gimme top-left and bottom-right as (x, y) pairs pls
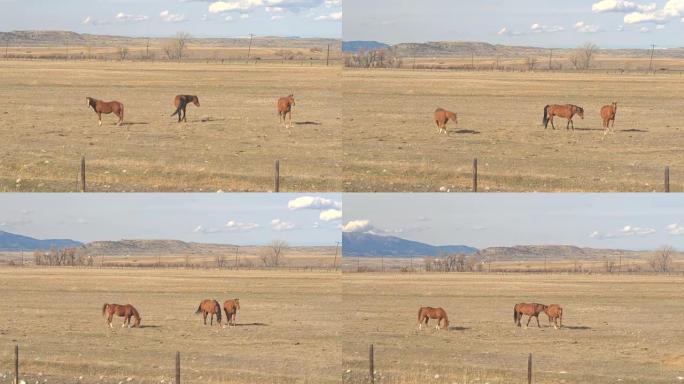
(639, 25), (651, 32)
(288, 196), (341, 210)
(574, 21), (601, 32)
(617, 24), (625, 31)
(667, 223), (684, 235)
(342, 219), (373, 233)
(115, 12), (149, 23)
(592, 0), (657, 13)
(208, 0), (332, 14)
(621, 225), (656, 236)
(271, 15), (284, 20)
(497, 27), (508, 35)
(531, 23), (564, 33)
(266, 6), (284, 12)
(240, 13), (250, 19)
(193, 225), (221, 234)
(271, 219), (295, 231)
(623, 0), (684, 24)
(82, 16), (92, 24)
(82, 16), (108, 26)
(319, 209), (342, 222)
(315, 11), (342, 20)
(225, 220), (259, 231)
(160, 10), (188, 23)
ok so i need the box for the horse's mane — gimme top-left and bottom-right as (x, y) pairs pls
(102, 303), (109, 316)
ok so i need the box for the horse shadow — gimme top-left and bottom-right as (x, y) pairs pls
(295, 121), (322, 126)
(450, 129), (480, 135)
(572, 127), (603, 132)
(447, 326), (469, 331)
(562, 325), (591, 330)
(195, 117), (225, 123)
(123, 122), (150, 126)
(138, 324), (162, 329)
(233, 322), (268, 327)
(620, 128), (648, 133)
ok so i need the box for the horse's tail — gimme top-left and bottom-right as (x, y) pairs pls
(119, 103), (124, 122)
(195, 303), (202, 315)
(543, 105), (549, 128)
(171, 105), (181, 117)
(417, 307), (423, 322)
(102, 303), (109, 316)
(513, 305), (518, 324)
(559, 307), (563, 327)
(215, 302), (222, 324)
(131, 306), (141, 327)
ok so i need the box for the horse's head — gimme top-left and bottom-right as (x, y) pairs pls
(288, 94), (295, 106)
(193, 96), (200, 107)
(577, 106), (584, 119)
(133, 315), (141, 328)
(612, 101), (617, 111)
(234, 299), (240, 310)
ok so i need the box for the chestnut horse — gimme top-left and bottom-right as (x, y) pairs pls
(277, 95), (296, 132)
(513, 303), (547, 328)
(544, 304), (563, 329)
(102, 303), (141, 328)
(86, 97), (124, 126)
(195, 299), (222, 326)
(171, 95), (200, 123)
(434, 108), (458, 134)
(223, 298), (240, 327)
(600, 102), (617, 135)
(543, 104), (584, 130)
(417, 306), (449, 330)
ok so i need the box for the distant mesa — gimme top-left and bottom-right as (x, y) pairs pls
(0, 230), (83, 251)
(342, 41), (391, 53)
(342, 232), (477, 257)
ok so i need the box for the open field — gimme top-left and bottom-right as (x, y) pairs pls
(0, 267), (341, 384)
(342, 69), (684, 192)
(342, 273), (684, 384)
(0, 60), (341, 192)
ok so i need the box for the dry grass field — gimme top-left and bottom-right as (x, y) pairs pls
(342, 69), (684, 192)
(0, 267), (341, 384)
(0, 60), (341, 192)
(342, 273), (684, 384)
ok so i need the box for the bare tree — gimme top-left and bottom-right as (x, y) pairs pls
(649, 245), (674, 273)
(164, 32), (190, 61)
(570, 42), (599, 70)
(118, 47), (129, 61)
(526, 57), (539, 71)
(260, 240), (288, 267)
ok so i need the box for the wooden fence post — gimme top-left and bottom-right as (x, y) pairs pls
(14, 345), (19, 384)
(80, 156), (86, 192)
(665, 166), (670, 193)
(472, 158), (478, 192)
(274, 160), (280, 192)
(527, 353), (532, 384)
(369, 344), (375, 384)
(175, 351), (181, 384)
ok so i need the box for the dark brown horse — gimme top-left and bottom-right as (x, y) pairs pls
(544, 304), (563, 329)
(600, 102), (617, 135)
(434, 108), (458, 134)
(86, 97), (124, 126)
(543, 104), (584, 130)
(196, 299), (222, 326)
(223, 298), (240, 327)
(277, 95), (296, 132)
(514, 303), (547, 328)
(171, 95), (200, 123)
(102, 303), (141, 328)
(417, 306), (449, 330)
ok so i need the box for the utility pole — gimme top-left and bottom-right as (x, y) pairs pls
(649, 44), (656, 72)
(146, 39), (150, 60)
(326, 43), (330, 66)
(549, 49), (553, 70)
(234, 246), (239, 270)
(471, 50), (475, 68)
(4, 38), (8, 59)
(247, 33), (254, 60)
(65, 38), (69, 60)
(333, 241), (340, 269)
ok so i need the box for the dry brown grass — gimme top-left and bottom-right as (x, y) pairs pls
(0, 267), (341, 383)
(342, 69), (684, 192)
(342, 273), (684, 384)
(0, 60), (341, 192)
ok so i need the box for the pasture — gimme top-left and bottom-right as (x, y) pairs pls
(342, 70), (684, 192)
(342, 273), (684, 384)
(0, 60), (341, 192)
(0, 267), (341, 383)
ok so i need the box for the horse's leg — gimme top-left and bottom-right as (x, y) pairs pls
(535, 315), (541, 328)
(526, 315), (532, 328)
(107, 313), (114, 328)
(97, 112), (102, 127)
(210, 313), (214, 326)
(203, 312), (207, 325)
(550, 116), (556, 130)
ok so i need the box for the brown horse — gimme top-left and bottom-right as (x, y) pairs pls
(543, 104), (584, 130)
(171, 95), (200, 123)
(196, 299), (222, 326)
(600, 102), (617, 135)
(544, 304), (563, 329)
(513, 303), (547, 328)
(434, 108), (458, 134)
(223, 298), (240, 327)
(417, 306), (449, 330)
(86, 97), (124, 126)
(102, 303), (141, 328)
(277, 94), (296, 132)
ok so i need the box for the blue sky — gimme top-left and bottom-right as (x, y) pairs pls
(0, 0), (341, 38)
(343, 194), (684, 250)
(343, 0), (684, 48)
(0, 194), (342, 246)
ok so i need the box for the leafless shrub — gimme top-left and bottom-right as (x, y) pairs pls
(648, 245), (674, 273)
(526, 57), (538, 71)
(570, 42), (599, 70)
(260, 239), (288, 267)
(118, 47), (129, 61)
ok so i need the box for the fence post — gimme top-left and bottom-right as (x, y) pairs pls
(527, 353), (532, 384)
(14, 345), (19, 384)
(175, 351), (181, 384)
(665, 166), (670, 193)
(369, 344), (375, 384)
(472, 158), (478, 192)
(80, 156), (86, 192)
(274, 160), (280, 192)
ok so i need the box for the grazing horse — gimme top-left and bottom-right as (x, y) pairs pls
(544, 304), (563, 329)
(195, 299), (222, 326)
(417, 306), (449, 330)
(513, 303), (547, 328)
(86, 97), (124, 126)
(171, 95), (200, 123)
(434, 108), (458, 134)
(543, 104), (584, 130)
(277, 94), (296, 132)
(223, 298), (240, 327)
(600, 102), (618, 135)
(102, 303), (141, 328)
